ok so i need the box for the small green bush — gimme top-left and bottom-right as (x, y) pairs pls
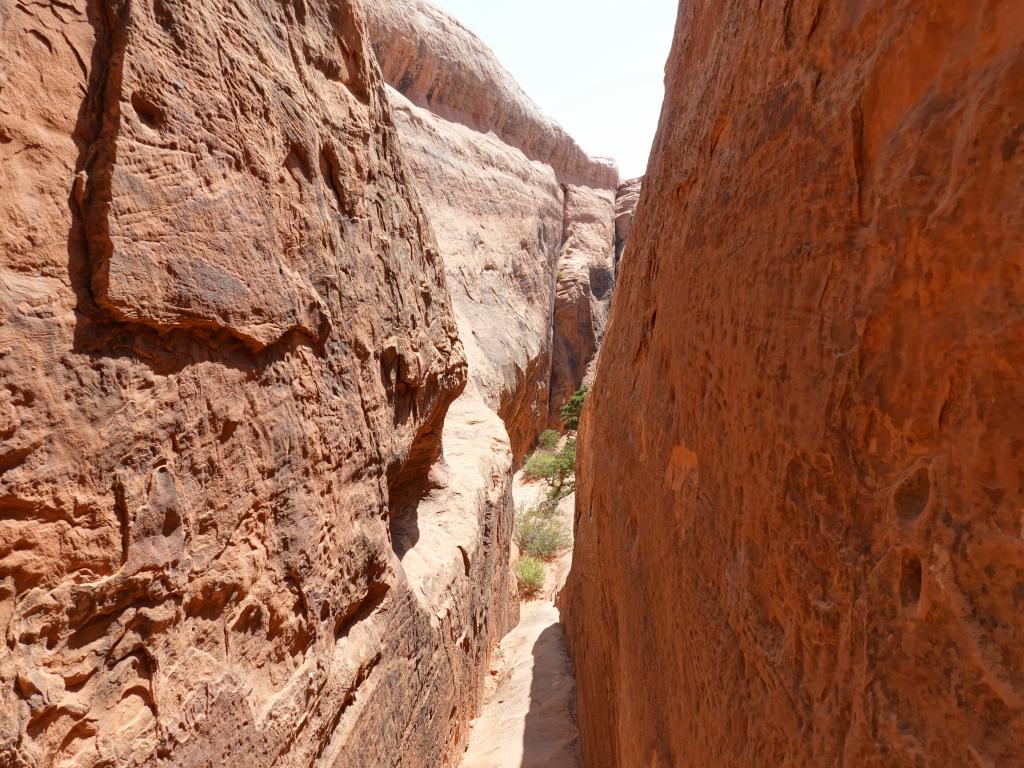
(538, 429), (560, 451)
(523, 438), (578, 501)
(524, 450), (558, 481)
(560, 387), (588, 430)
(515, 556), (546, 597)
(515, 507), (571, 560)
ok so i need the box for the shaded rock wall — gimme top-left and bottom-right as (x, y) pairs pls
(550, 185), (616, 425)
(564, 2), (1024, 767)
(0, 0), (514, 766)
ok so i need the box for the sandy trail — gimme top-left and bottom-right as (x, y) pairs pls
(459, 477), (582, 767)
(460, 601), (582, 768)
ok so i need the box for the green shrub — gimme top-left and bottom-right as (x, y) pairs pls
(560, 387), (588, 430)
(524, 450), (558, 481)
(538, 429), (560, 451)
(515, 507), (571, 560)
(523, 438), (578, 500)
(515, 556), (546, 597)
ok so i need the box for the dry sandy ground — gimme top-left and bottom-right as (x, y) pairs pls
(459, 601), (582, 768)
(459, 475), (582, 767)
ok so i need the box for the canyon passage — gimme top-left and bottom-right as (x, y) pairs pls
(1, 1), (1023, 768)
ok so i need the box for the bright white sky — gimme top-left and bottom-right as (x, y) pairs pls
(430, 0), (679, 180)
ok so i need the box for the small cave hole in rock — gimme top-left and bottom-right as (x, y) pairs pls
(131, 92), (165, 130)
(319, 145), (349, 213)
(284, 143), (313, 183)
(894, 467), (931, 522)
(900, 552), (923, 609)
(152, 0), (175, 32)
(589, 264), (614, 300)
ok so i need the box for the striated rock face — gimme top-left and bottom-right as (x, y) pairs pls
(0, 0), (514, 765)
(366, 0), (618, 455)
(384, 86), (563, 463)
(363, 0), (618, 191)
(613, 177), (642, 270)
(564, 3), (1024, 767)
(550, 185), (616, 425)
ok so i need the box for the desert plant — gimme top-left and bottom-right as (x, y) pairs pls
(515, 556), (546, 597)
(560, 386), (588, 430)
(515, 506), (571, 560)
(537, 429), (560, 451)
(524, 439), (577, 490)
(547, 438), (577, 499)
(524, 450), (559, 481)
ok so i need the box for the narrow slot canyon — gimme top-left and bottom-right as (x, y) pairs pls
(1, 1), (1021, 767)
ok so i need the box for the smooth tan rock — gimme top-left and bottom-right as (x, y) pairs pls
(367, 2), (618, 458)
(564, 2), (1024, 767)
(460, 602), (581, 768)
(0, 0), (515, 765)
(363, 0), (617, 191)
(384, 86), (563, 463)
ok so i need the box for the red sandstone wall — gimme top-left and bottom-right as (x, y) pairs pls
(0, 1), (514, 765)
(563, 2), (1024, 766)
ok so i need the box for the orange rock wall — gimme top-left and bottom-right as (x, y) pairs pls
(0, 0), (514, 766)
(564, 2), (1024, 766)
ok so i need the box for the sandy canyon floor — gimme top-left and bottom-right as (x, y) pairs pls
(459, 475), (582, 768)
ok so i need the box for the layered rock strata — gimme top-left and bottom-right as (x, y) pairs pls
(564, 2), (1024, 767)
(363, 0), (617, 191)
(365, 0), (619, 452)
(0, 1), (512, 766)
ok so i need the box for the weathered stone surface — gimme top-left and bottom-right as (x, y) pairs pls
(367, 1), (618, 457)
(363, 0), (618, 191)
(0, 0), (515, 765)
(384, 86), (563, 463)
(613, 177), (642, 269)
(564, 2), (1024, 767)
(550, 185), (616, 425)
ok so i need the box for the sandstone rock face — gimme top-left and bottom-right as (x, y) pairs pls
(550, 185), (616, 425)
(564, 3), (1024, 767)
(613, 177), (642, 269)
(363, 0), (617, 191)
(384, 86), (563, 463)
(0, 0), (515, 765)
(366, 1), (618, 454)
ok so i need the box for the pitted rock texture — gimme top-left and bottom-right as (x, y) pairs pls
(564, 2), (1024, 767)
(0, 0), (514, 765)
(362, 0), (618, 191)
(550, 185), (616, 426)
(613, 177), (642, 269)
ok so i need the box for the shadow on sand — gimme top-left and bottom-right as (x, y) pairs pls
(521, 620), (583, 767)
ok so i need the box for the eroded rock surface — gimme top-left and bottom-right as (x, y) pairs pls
(0, 0), (513, 765)
(363, 0), (617, 191)
(366, 1), (618, 455)
(613, 177), (642, 269)
(550, 186), (616, 425)
(384, 86), (563, 463)
(565, 2), (1024, 767)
